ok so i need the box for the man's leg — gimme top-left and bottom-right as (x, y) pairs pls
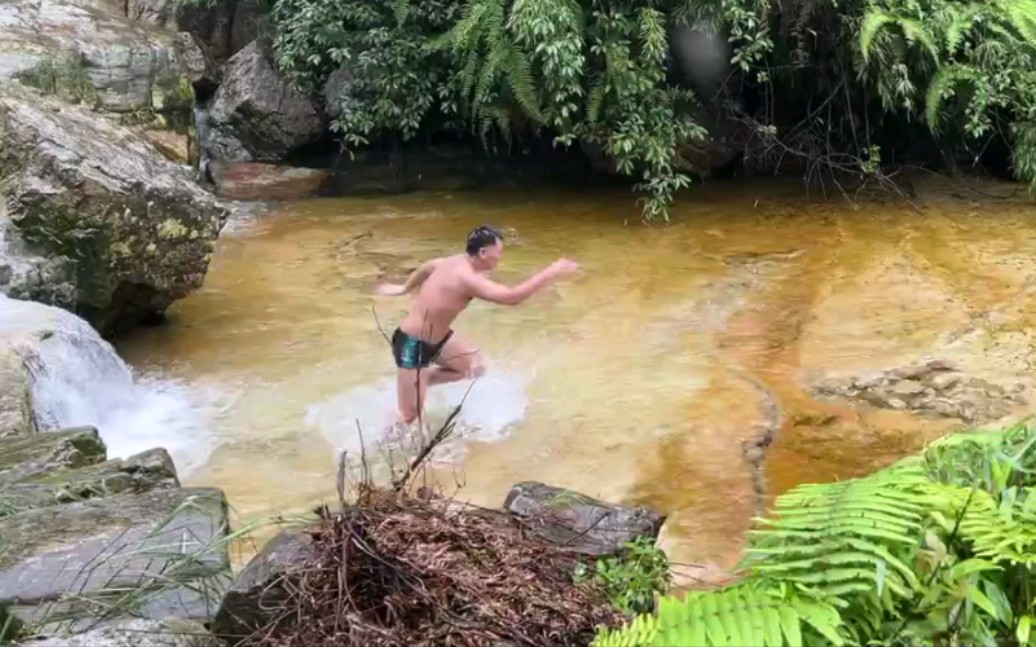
(430, 331), (484, 383)
(396, 366), (430, 424)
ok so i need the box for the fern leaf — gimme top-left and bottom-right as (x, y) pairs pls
(392, 0), (409, 28)
(860, 11), (899, 63)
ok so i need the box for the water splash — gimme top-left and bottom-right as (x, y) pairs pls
(305, 366), (532, 463)
(0, 295), (218, 478)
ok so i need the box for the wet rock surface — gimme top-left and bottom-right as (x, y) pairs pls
(811, 359), (1026, 424)
(17, 618), (220, 647)
(504, 481), (667, 556)
(0, 83), (228, 333)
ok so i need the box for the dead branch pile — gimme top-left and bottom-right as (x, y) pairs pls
(247, 485), (626, 647)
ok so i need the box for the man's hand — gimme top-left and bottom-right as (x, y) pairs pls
(548, 258), (580, 278)
(373, 283), (406, 296)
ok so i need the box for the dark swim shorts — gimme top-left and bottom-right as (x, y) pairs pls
(391, 328), (453, 369)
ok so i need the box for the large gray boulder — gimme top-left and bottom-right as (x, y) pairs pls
(504, 481), (666, 556)
(203, 41), (324, 163)
(0, 83), (228, 334)
(0, 0), (191, 115)
(0, 487), (231, 631)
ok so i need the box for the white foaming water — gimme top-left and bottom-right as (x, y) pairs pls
(306, 366), (532, 463)
(0, 295), (218, 478)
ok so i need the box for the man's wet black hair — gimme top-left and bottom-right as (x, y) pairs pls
(465, 225), (503, 255)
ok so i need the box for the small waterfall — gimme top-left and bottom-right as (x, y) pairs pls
(0, 295), (216, 477)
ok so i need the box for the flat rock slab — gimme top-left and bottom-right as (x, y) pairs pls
(18, 618), (220, 646)
(0, 427), (106, 487)
(0, 487), (231, 630)
(210, 162), (328, 201)
(504, 481), (666, 557)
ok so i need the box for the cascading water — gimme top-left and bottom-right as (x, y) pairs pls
(0, 294), (218, 477)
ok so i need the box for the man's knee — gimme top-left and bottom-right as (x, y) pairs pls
(467, 362), (485, 379)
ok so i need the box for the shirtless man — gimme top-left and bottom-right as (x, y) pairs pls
(374, 225), (579, 428)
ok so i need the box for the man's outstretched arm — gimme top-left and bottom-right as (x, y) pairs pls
(374, 258), (440, 296)
(464, 258), (579, 306)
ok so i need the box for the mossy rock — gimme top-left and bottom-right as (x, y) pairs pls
(0, 427), (106, 488)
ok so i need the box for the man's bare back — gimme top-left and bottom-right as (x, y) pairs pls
(373, 225), (579, 427)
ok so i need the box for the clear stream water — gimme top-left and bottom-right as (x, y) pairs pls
(100, 177), (1036, 581)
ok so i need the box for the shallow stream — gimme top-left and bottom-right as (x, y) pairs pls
(116, 177), (1036, 581)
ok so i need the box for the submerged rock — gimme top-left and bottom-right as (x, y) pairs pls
(17, 618), (219, 647)
(0, 487), (231, 630)
(210, 529), (320, 644)
(203, 41), (324, 163)
(811, 359), (1025, 424)
(210, 162), (329, 200)
(0, 83), (228, 334)
(504, 481), (666, 556)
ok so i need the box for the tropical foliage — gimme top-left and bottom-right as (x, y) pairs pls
(592, 421), (1036, 646)
(574, 536), (673, 615)
(263, 0), (1036, 220)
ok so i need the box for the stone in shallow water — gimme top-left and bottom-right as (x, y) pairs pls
(210, 162), (329, 201)
(0, 487), (231, 631)
(810, 360), (1023, 424)
(504, 481), (666, 556)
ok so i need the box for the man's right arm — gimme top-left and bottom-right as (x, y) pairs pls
(464, 259), (578, 306)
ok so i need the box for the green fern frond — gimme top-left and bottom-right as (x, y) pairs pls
(1003, 0), (1036, 48)
(392, 0), (409, 28)
(503, 47), (543, 123)
(587, 74), (606, 126)
(860, 11), (900, 63)
(944, 5), (982, 52)
(860, 11), (939, 63)
(924, 65), (970, 134)
(593, 584), (845, 647)
(957, 488), (1036, 567)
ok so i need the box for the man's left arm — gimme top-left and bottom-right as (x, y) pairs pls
(374, 258), (439, 296)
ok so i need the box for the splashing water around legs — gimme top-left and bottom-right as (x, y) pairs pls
(306, 364), (531, 469)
